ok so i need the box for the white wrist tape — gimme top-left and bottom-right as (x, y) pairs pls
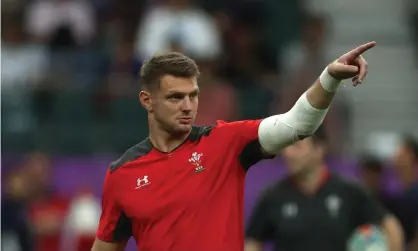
(258, 92), (328, 154)
(320, 67), (342, 93)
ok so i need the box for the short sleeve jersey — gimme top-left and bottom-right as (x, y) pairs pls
(97, 120), (269, 251)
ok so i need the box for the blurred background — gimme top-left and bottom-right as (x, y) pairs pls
(1, 0), (418, 250)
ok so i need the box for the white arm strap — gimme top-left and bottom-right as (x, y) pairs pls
(258, 92), (328, 154)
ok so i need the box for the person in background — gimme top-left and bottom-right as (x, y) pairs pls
(25, 0), (96, 88)
(277, 13), (351, 155)
(24, 152), (70, 251)
(61, 189), (101, 251)
(194, 59), (237, 125)
(358, 155), (395, 212)
(1, 14), (49, 132)
(135, 0), (222, 61)
(392, 134), (418, 251)
(245, 127), (404, 251)
(104, 38), (142, 97)
(25, 0), (95, 47)
(1, 170), (34, 251)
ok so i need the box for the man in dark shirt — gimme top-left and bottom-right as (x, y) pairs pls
(245, 127), (404, 251)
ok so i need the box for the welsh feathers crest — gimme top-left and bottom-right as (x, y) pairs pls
(189, 152), (205, 173)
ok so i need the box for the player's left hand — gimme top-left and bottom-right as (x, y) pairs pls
(327, 41), (376, 86)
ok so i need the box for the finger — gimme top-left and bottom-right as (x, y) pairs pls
(356, 55), (368, 82)
(352, 76), (359, 84)
(348, 41), (376, 58)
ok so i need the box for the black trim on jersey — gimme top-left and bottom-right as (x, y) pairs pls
(109, 139), (153, 172)
(109, 125), (213, 172)
(152, 125), (214, 154)
(188, 125), (213, 142)
(112, 211), (132, 241)
(239, 140), (274, 170)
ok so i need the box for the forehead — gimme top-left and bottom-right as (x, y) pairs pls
(159, 75), (198, 93)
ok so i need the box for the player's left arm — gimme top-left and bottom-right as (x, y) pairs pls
(258, 42), (376, 155)
(353, 185), (404, 251)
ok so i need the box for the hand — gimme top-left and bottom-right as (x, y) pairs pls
(327, 41), (376, 86)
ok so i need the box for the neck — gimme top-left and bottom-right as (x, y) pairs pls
(295, 163), (326, 194)
(148, 119), (190, 153)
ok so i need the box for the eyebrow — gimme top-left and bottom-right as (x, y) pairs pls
(166, 89), (200, 97)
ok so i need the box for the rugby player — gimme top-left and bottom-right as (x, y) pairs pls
(92, 42), (377, 251)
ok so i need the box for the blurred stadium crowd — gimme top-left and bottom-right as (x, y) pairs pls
(1, 0), (418, 251)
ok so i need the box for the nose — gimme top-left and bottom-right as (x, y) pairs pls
(180, 97), (192, 112)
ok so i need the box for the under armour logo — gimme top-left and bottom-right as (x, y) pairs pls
(135, 176), (151, 189)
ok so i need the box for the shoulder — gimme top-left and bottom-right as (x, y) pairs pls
(214, 119), (262, 127)
(109, 138), (153, 173)
(109, 125), (215, 172)
(212, 120), (262, 135)
(259, 177), (293, 200)
(188, 125), (214, 141)
(329, 174), (367, 195)
(336, 175), (363, 190)
(196, 120), (238, 139)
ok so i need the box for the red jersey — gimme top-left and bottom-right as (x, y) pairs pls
(28, 194), (69, 251)
(97, 120), (269, 251)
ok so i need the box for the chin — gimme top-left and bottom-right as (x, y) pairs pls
(289, 168), (303, 176)
(174, 124), (193, 133)
(289, 165), (309, 176)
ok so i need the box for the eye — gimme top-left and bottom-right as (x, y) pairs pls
(168, 94), (184, 100)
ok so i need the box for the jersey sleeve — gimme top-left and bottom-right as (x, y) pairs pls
(217, 120), (273, 170)
(245, 189), (275, 242)
(96, 170), (132, 242)
(352, 184), (388, 226)
(222, 120), (262, 145)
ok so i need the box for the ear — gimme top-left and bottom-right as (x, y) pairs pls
(139, 90), (152, 112)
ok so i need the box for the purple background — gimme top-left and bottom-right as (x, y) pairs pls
(2, 156), (400, 250)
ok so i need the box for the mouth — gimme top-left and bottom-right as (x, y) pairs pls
(178, 117), (192, 124)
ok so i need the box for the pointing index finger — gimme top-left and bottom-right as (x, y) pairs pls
(349, 41), (377, 58)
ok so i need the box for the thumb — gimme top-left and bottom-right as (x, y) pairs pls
(329, 64), (359, 79)
(339, 65), (359, 74)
